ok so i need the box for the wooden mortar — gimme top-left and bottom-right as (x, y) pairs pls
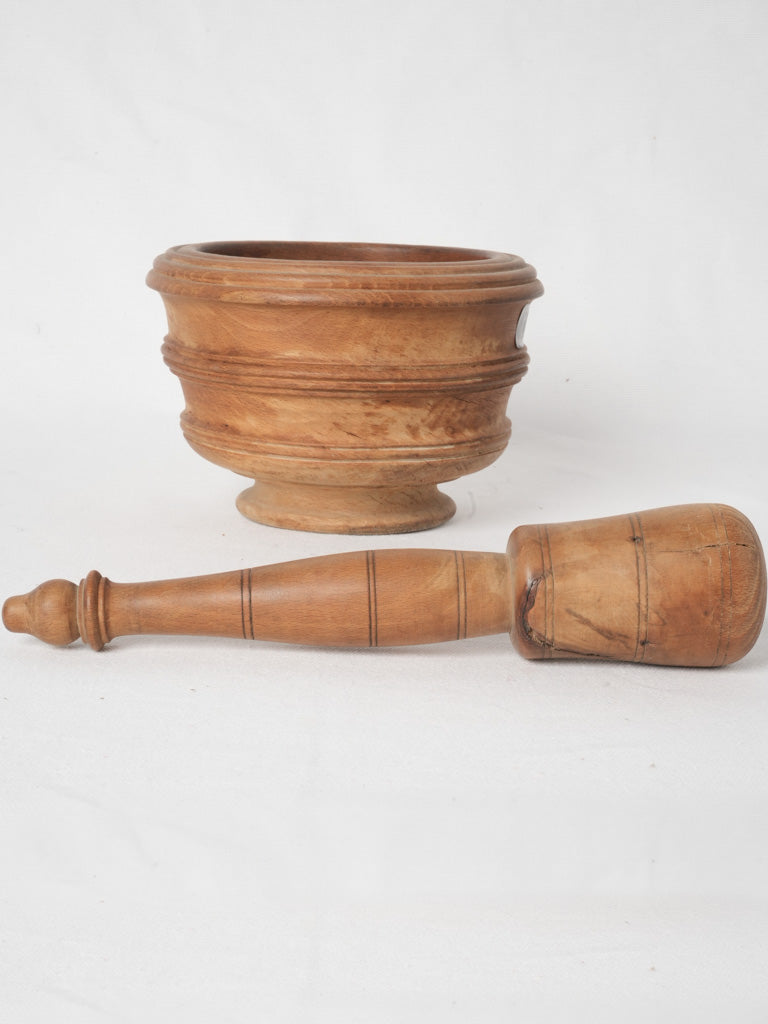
(147, 241), (543, 534)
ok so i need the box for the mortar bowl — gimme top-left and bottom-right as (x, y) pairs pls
(147, 240), (543, 534)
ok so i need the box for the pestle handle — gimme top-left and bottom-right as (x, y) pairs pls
(2, 551), (513, 652)
(3, 504), (766, 667)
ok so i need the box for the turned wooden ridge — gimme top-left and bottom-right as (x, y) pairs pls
(4, 504), (766, 667)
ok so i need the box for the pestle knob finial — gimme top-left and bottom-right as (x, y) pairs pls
(2, 579), (80, 647)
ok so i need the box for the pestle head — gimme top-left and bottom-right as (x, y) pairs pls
(3, 579), (80, 646)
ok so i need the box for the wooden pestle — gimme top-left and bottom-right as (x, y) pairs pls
(3, 504), (766, 666)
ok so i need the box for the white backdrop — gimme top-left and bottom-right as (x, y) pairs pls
(2, 1), (767, 1020)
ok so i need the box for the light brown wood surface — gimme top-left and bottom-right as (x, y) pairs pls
(147, 241), (543, 534)
(508, 503), (765, 666)
(4, 505), (765, 667)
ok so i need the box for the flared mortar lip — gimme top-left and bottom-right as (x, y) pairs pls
(147, 239), (544, 307)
